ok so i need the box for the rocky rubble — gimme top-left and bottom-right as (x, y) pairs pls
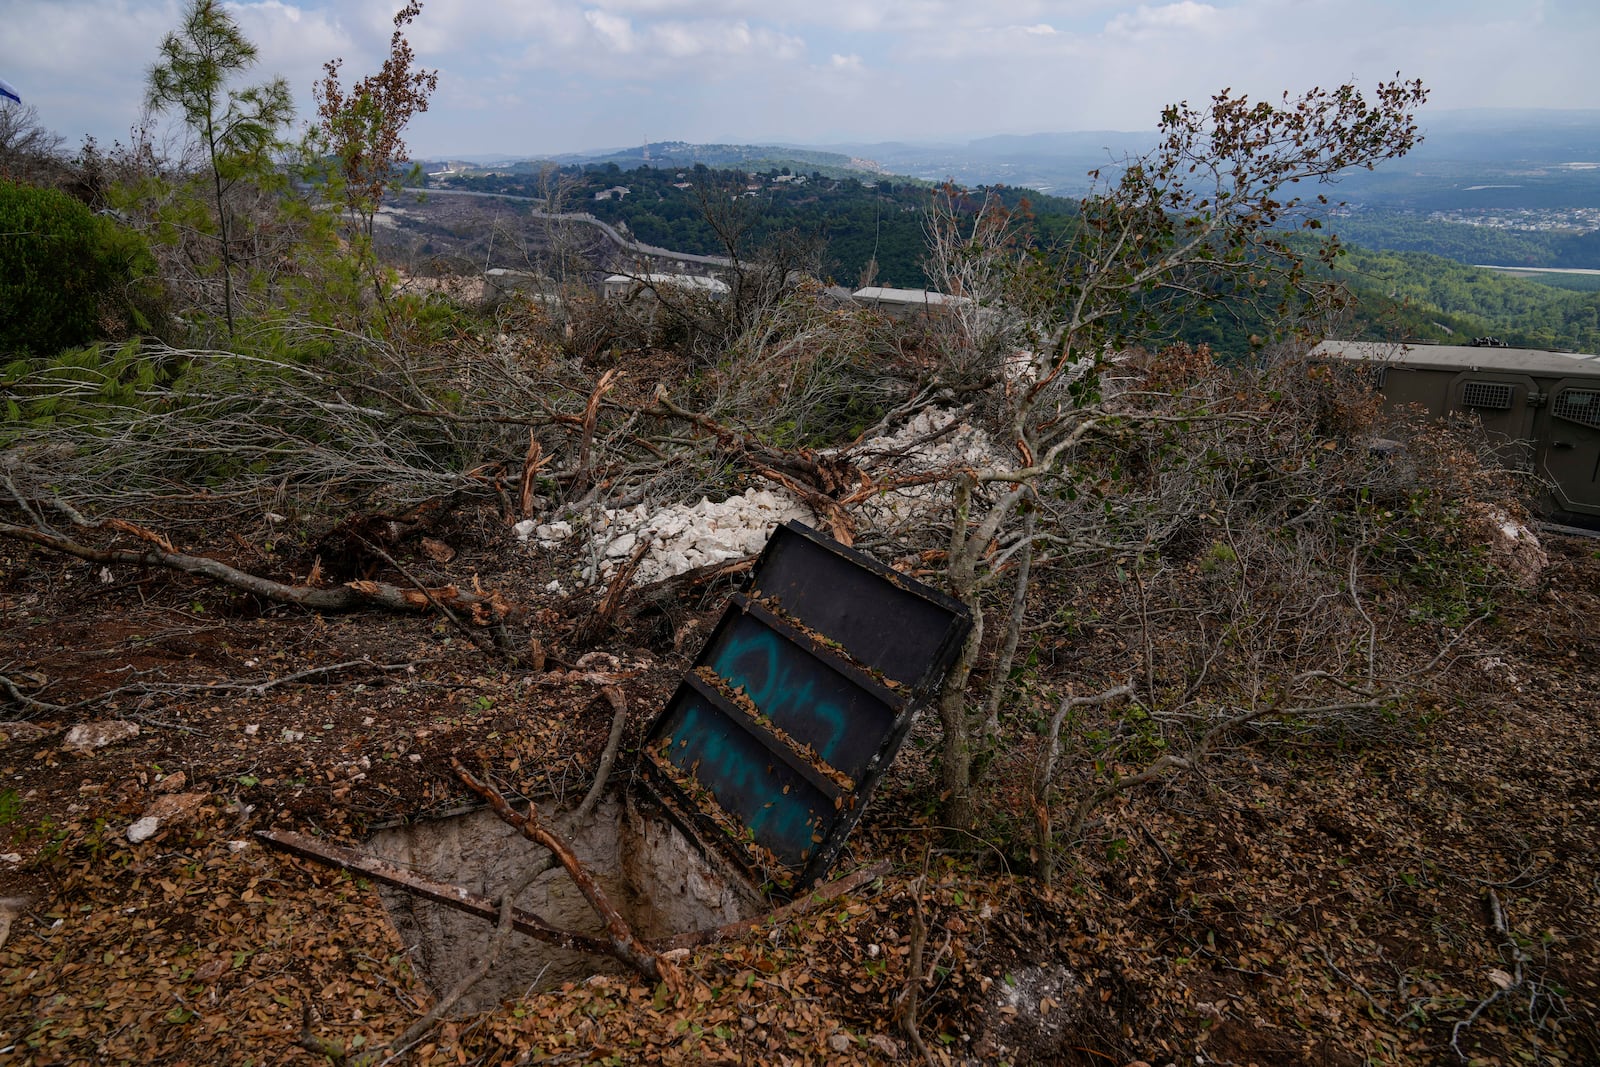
(516, 408), (1010, 591)
(518, 488), (816, 586)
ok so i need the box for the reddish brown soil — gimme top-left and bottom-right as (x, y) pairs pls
(0, 514), (1596, 1065)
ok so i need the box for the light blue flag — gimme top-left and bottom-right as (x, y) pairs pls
(0, 78), (20, 105)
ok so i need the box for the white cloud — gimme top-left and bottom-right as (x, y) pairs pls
(584, 9), (637, 51)
(1, 0), (1596, 156)
(1105, 1), (1220, 37)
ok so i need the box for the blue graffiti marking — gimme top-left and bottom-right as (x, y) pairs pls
(664, 698), (825, 865)
(708, 615), (890, 778)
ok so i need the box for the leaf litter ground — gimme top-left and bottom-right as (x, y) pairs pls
(1, 514), (1596, 1065)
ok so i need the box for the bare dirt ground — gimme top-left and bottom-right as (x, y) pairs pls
(1, 502), (1596, 1065)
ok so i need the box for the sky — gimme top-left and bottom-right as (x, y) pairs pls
(2, 0), (1597, 159)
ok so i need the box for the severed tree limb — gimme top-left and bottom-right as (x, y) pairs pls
(578, 684), (628, 822)
(894, 851), (937, 1066)
(518, 435), (547, 520)
(258, 829), (612, 957)
(0, 521), (513, 621)
(570, 368), (621, 497)
(572, 534), (652, 645)
(452, 759), (668, 983)
(752, 465), (854, 546)
(356, 536), (504, 659)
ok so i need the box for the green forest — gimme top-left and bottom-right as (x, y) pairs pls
(437, 162), (1600, 355)
(1322, 211), (1600, 270)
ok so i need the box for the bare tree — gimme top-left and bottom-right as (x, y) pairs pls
(0, 102), (66, 185)
(312, 0), (439, 306)
(912, 79), (1431, 830)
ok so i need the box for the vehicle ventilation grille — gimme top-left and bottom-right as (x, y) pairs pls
(1553, 388), (1600, 429)
(1460, 380), (1515, 411)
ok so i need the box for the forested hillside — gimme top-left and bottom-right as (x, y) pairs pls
(1330, 244), (1600, 351)
(438, 162), (1600, 354)
(1323, 212), (1600, 270)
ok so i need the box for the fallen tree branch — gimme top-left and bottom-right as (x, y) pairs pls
(894, 851), (936, 1065)
(579, 685), (628, 822)
(297, 860), (546, 1067)
(0, 674), (64, 717)
(2, 660), (425, 717)
(0, 522), (514, 621)
(453, 759), (668, 983)
(257, 828), (613, 957)
(356, 536), (503, 658)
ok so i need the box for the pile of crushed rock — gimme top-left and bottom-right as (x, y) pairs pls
(515, 488), (816, 587)
(517, 408), (1008, 590)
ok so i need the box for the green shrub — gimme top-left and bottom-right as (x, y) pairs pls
(0, 179), (162, 355)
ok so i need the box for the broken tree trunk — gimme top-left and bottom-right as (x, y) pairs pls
(0, 523), (514, 623)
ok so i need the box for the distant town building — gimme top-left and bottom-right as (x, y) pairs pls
(603, 273), (731, 302)
(851, 286), (973, 320)
(481, 268), (562, 307)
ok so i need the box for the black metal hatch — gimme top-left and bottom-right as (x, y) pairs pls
(642, 521), (971, 894)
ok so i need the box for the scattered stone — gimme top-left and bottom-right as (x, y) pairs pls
(0, 854), (21, 864)
(244, 723), (259, 736)
(0, 721), (52, 746)
(126, 817), (161, 843)
(828, 1033), (852, 1053)
(1465, 503), (1547, 588)
(0, 896), (30, 952)
(868, 1034), (901, 1058)
(155, 771), (188, 794)
(421, 537), (455, 563)
(142, 792), (206, 824)
(537, 487), (814, 586)
(63, 720), (140, 753)
(228, 840), (251, 854)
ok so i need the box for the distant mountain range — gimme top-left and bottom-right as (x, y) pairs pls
(419, 109), (1600, 206)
